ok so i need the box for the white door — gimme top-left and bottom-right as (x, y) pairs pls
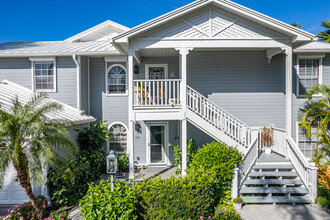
(147, 123), (169, 165)
(0, 163), (28, 204)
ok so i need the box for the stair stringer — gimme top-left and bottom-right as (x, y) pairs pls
(187, 109), (249, 155)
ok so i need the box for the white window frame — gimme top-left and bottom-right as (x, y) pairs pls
(296, 121), (318, 161)
(29, 57), (56, 93)
(296, 54), (324, 98)
(108, 122), (128, 154)
(105, 63), (128, 96)
(145, 64), (168, 79)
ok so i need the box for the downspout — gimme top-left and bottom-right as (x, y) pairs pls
(73, 55), (81, 111)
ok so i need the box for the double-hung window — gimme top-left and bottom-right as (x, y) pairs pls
(297, 56), (323, 96)
(108, 123), (127, 153)
(107, 64), (127, 95)
(30, 58), (56, 92)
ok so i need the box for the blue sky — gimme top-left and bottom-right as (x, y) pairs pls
(0, 0), (329, 43)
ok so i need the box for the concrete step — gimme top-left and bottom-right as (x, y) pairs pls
(241, 196), (312, 204)
(252, 164), (293, 170)
(248, 171), (298, 177)
(240, 187), (308, 194)
(243, 179), (303, 185)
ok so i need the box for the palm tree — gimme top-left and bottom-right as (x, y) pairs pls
(0, 94), (76, 219)
(291, 22), (302, 29)
(299, 85), (330, 145)
(316, 20), (330, 43)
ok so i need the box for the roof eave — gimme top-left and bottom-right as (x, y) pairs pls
(0, 51), (121, 57)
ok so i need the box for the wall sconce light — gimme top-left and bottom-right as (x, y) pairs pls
(134, 65), (139, 74)
(170, 70), (176, 78)
(135, 121), (142, 134)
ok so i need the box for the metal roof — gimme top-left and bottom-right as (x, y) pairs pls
(0, 41), (119, 57)
(294, 41), (330, 53)
(0, 80), (95, 125)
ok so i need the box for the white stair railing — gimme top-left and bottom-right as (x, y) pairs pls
(286, 137), (318, 201)
(187, 85), (256, 148)
(259, 127), (287, 156)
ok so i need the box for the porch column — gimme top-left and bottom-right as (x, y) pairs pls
(285, 47), (293, 137)
(177, 48), (190, 176)
(128, 50), (135, 179)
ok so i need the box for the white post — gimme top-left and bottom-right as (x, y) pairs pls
(308, 162), (318, 202)
(177, 48), (190, 176)
(285, 47), (293, 138)
(231, 167), (239, 199)
(128, 51), (135, 179)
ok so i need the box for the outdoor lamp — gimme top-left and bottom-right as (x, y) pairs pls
(134, 65), (139, 74)
(107, 151), (118, 174)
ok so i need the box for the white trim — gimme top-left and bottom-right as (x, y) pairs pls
(72, 55), (81, 110)
(87, 57), (90, 114)
(104, 56), (127, 62)
(146, 122), (170, 166)
(296, 55), (323, 98)
(105, 63), (128, 96)
(145, 64), (168, 79)
(30, 58), (57, 93)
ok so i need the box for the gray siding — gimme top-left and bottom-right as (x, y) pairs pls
(48, 57), (77, 108)
(292, 53), (330, 141)
(81, 56), (89, 113)
(0, 57), (77, 108)
(0, 57), (32, 89)
(188, 51), (286, 129)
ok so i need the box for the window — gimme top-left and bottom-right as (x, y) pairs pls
(34, 62), (55, 91)
(297, 59), (320, 96)
(107, 64), (127, 94)
(298, 128), (318, 160)
(145, 64), (168, 79)
(108, 123), (127, 153)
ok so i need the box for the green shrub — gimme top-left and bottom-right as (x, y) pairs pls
(170, 139), (197, 174)
(188, 141), (243, 201)
(47, 121), (107, 208)
(80, 179), (137, 220)
(135, 169), (217, 220)
(318, 186), (330, 208)
(233, 197), (244, 204)
(118, 154), (129, 172)
(316, 196), (328, 207)
(49, 210), (67, 220)
(77, 121), (109, 151)
(215, 201), (242, 220)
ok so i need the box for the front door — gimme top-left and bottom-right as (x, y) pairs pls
(148, 123), (168, 165)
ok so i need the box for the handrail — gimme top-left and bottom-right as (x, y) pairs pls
(187, 85), (248, 127)
(187, 85), (257, 147)
(287, 137), (310, 167)
(133, 79), (182, 82)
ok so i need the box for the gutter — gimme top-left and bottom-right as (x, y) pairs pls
(72, 55), (81, 111)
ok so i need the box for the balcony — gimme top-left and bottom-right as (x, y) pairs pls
(133, 79), (182, 109)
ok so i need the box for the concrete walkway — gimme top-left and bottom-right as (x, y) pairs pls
(0, 205), (17, 218)
(237, 204), (329, 220)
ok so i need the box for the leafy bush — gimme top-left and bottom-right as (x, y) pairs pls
(77, 121), (109, 151)
(1, 196), (47, 220)
(215, 201), (242, 220)
(118, 154), (129, 172)
(170, 139), (197, 173)
(135, 169), (217, 220)
(233, 197), (244, 204)
(316, 164), (330, 190)
(188, 141), (243, 201)
(318, 186), (330, 208)
(315, 196), (327, 207)
(47, 121), (107, 207)
(80, 179), (137, 220)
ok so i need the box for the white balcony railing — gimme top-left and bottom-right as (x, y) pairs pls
(133, 79), (181, 107)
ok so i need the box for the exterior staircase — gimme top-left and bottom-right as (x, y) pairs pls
(239, 152), (311, 204)
(186, 86), (257, 154)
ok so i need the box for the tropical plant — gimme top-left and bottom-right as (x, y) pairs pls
(316, 20), (330, 43)
(0, 94), (76, 219)
(299, 85), (330, 145)
(291, 22), (302, 28)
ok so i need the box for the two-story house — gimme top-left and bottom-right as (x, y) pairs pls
(1, 0), (328, 205)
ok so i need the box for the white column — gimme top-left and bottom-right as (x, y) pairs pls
(128, 51), (135, 179)
(177, 48), (190, 176)
(231, 167), (239, 199)
(308, 162), (318, 202)
(285, 47), (293, 138)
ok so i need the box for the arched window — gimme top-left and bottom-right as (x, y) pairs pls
(108, 123), (127, 153)
(107, 64), (127, 94)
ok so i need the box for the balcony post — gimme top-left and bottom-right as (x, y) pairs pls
(177, 48), (192, 176)
(285, 47), (293, 138)
(128, 49), (135, 179)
